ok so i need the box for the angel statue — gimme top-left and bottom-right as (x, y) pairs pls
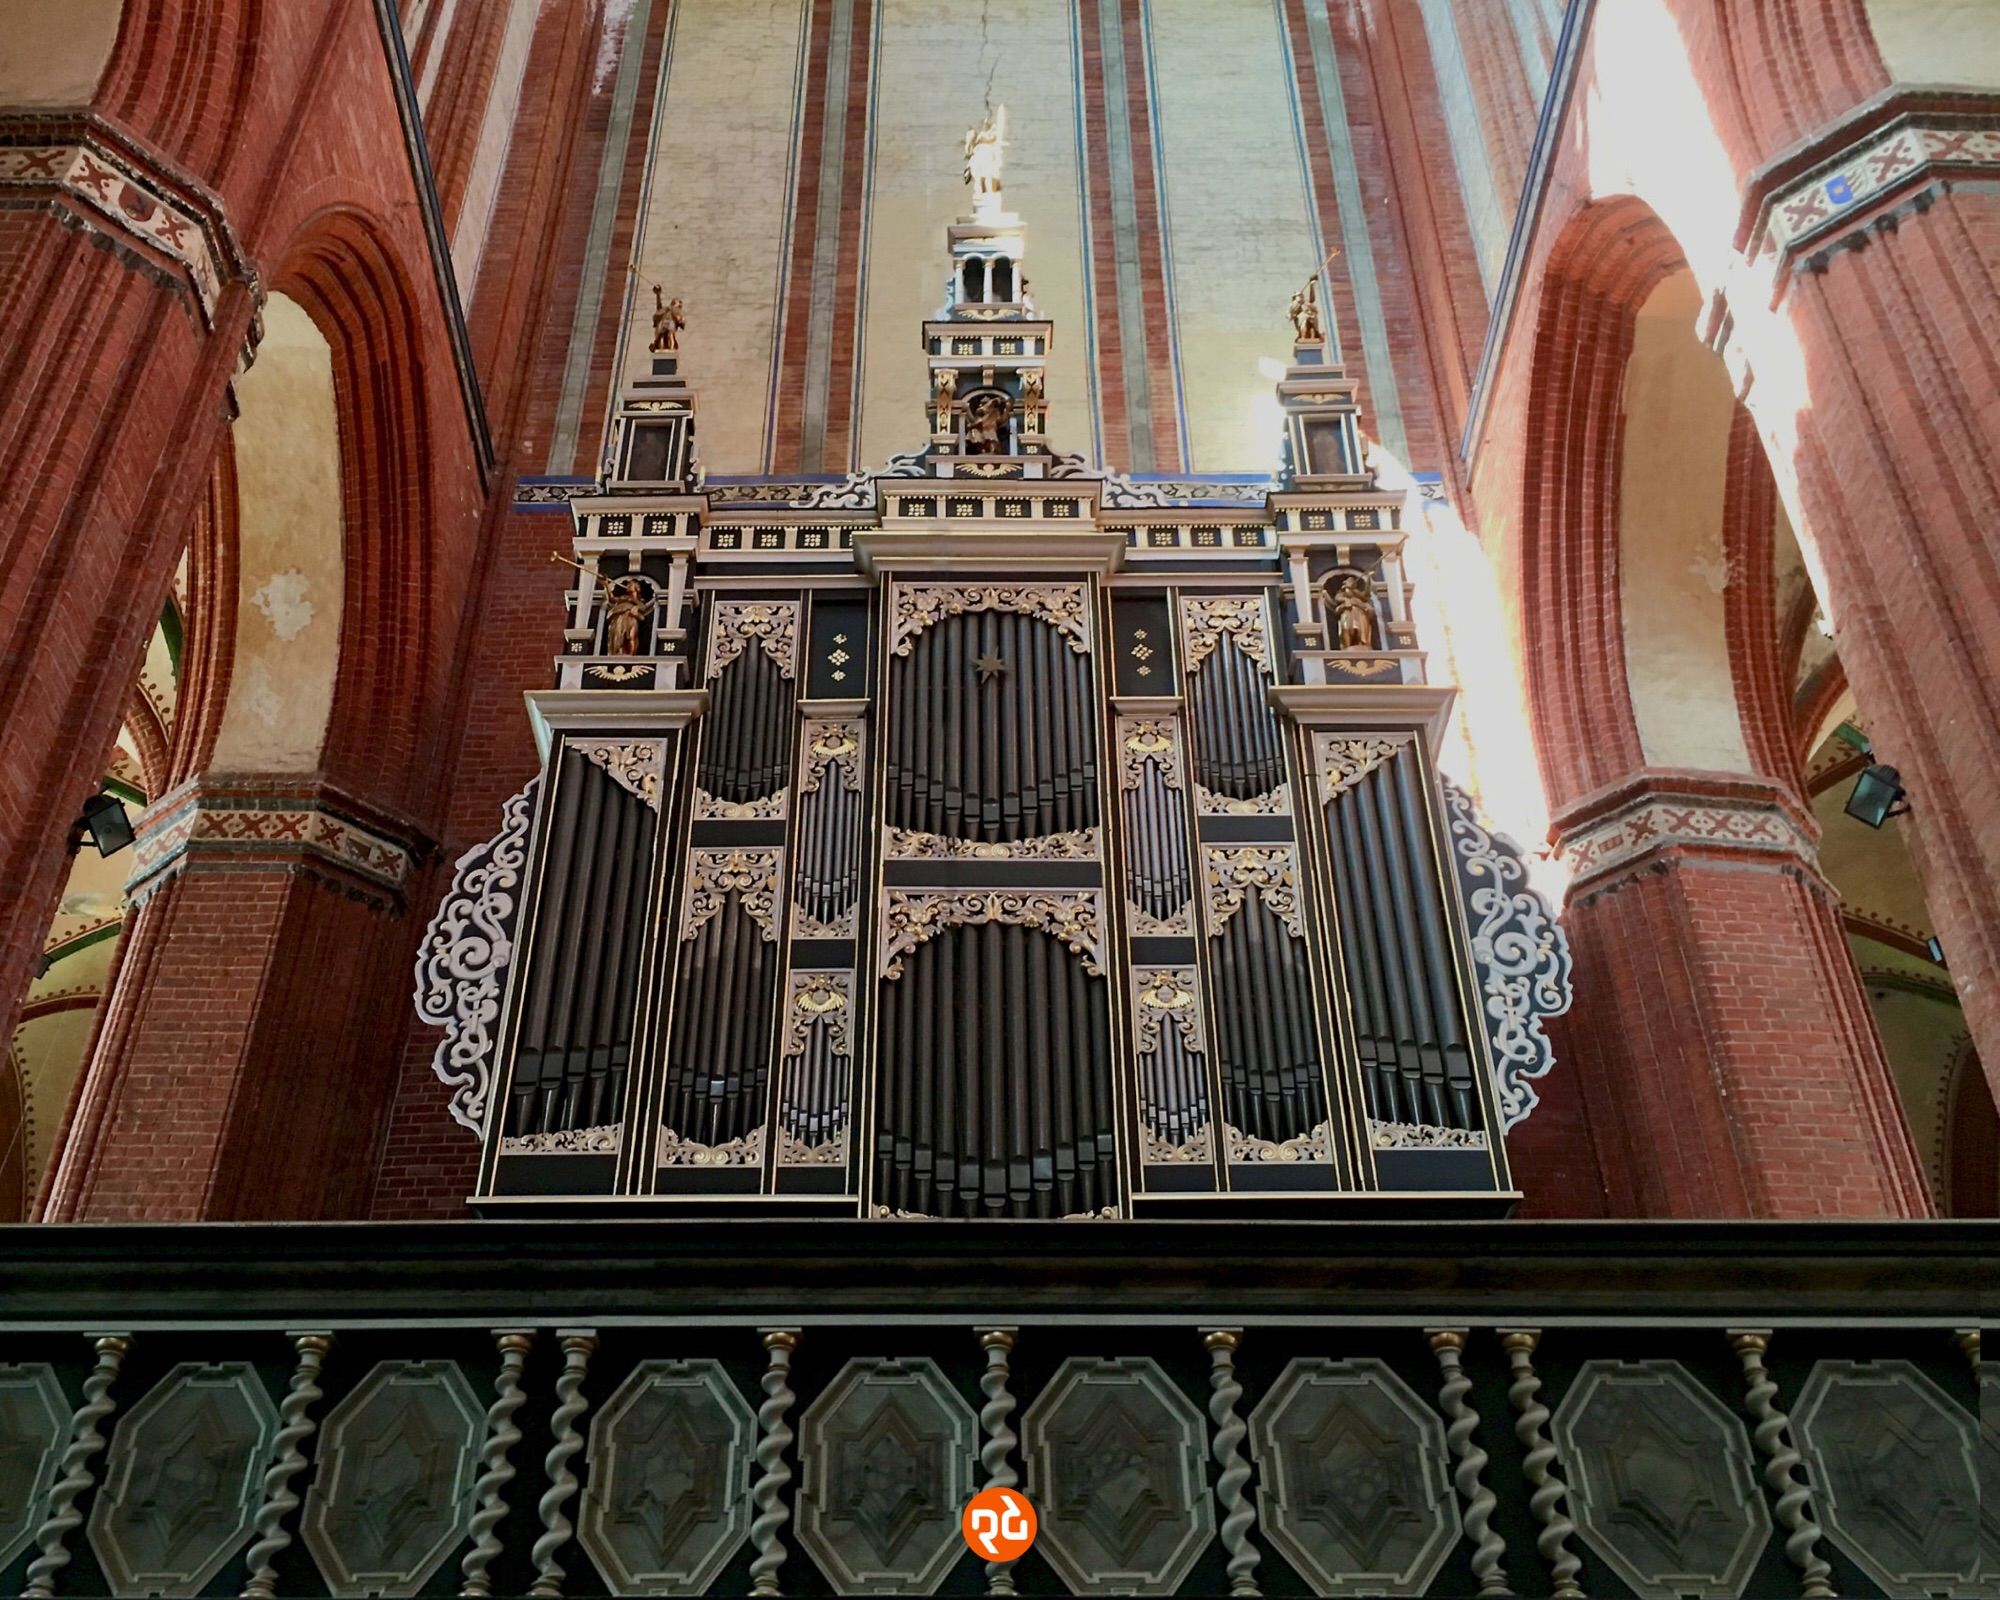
(550, 552), (665, 656)
(964, 392), (1012, 455)
(1288, 274), (1324, 344)
(1331, 574), (1380, 651)
(963, 105), (1006, 205)
(649, 285), (685, 353)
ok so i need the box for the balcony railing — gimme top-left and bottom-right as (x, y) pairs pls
(0, 1219), (1992, 1598)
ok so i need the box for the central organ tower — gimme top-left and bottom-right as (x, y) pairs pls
(417, 146), (1565, 1219)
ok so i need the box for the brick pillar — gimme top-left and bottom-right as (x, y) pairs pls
(40, 782), (425, 1220)
(1552, 772), (1932, 1218)
(1743, 177), (2000, 1112)
(0, 115), (253, 1061)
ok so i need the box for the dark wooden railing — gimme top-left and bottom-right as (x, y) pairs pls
(0, 1220), (1991, 1598)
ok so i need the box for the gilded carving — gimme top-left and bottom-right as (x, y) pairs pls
(777, 1129), (848, 1167)
(1195, 781), (1290, 817)
(1130, 903), (1193, 936)
(881, 890), (1105, 980)
(793, 906), (857, 940)
(1139, 1125), (1212, 1166)
(708, 600), (800, 679)
(1119, 719), (1184, 790)
(694, 787), (787, 821)
(1331, 575), (1382, 650)
(500, 1124), (621, 1156)
(1369, 1119), (1487, 1151)
(885, 825), (1099, 861)
(1131, 968), (1204, 1058)
(781, 971), (855, 1060)
(1226, 1120), (1333, 1163)
(1180, 595), (1270, 673)
(891, 584), (1090, 656)
(1204, 846), (1305, 939)
(682, 849), (783, 942)
(800, 720), (863, 793)
(572, 740), (666, 811)
(657, 1126), (765, 1168)
(1315, 733), (1413, 802)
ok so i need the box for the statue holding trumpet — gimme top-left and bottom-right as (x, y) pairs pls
(551, 550), (663, 657)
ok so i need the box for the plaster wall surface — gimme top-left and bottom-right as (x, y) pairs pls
(0, 0), (120, 106)
(1617, 271), (1752, 774)
(626, 0), (811, 473)
(208, 296), (343, 776)
(1865, 0), (2000, 88)
(855, 0), (1090, 470)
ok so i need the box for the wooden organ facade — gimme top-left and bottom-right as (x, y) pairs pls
(466, 199), (1526, 1217)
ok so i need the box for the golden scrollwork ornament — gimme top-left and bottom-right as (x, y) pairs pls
(1204, 845), (1306, 938)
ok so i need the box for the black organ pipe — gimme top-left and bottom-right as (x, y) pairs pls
(885, 613), (1097, 842)
(665, 901), (777, 1148)
(1122, 759), (1191, 923)
(1211, 899), (1325, 1149)
(1389, 756), (1478, 1127)
(699, 647), (795, 804)
(1320, 749), (1481, 1133)
(1359, 764), (1447, 1126)
(1189, 638), (1282, 799)
(796, 766), (862, 931)
(875, 925), (1115, 1218)
(506, 750), (654, 1140)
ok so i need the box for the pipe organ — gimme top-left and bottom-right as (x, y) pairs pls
(462, 189), (1534, 1217)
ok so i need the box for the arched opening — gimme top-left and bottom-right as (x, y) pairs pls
(1511, 196), (1930, 1217)
(204, 293), (345, 775)
(6, 293), (344, 1221)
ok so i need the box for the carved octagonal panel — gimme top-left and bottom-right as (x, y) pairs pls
(85, 1362), (278, 1597)
(579, 1359), (756, 1595)
(301, 1360), (483, 1598)
(1247, 1358), (1457, 1597)
(1551, 1359), (1769, 1600)
(0, 1364), (69, 1570)
(797, 1357), (977, 1595)
(1023, 1356), (1213, 1596)
(1793, 1359), (1982, 1595)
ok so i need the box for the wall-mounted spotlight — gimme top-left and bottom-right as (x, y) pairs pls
(1926, 935), (1947, 967)
(74, 792), (135, 857)
(1844, 763), (1909, 829)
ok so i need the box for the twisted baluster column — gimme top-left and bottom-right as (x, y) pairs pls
(462, 1330), (535, 1599)
(1497, 1331), (1581, 1600)
(1426, 1330), (1510, 1598)
(1204, 1329), (1262, 1597)
(1955, 1327), (1981, 1369)
(242, 1332), (334, 1600)
(529, 1330), (597, 1598)
(977, 1329), (1022, 1596)
(1728, 1331), (1833, 1599)
(24, 1333), (130, 1599)
(750, 1329), (800, 1598)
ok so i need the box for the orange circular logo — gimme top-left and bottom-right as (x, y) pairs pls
(961, 1486), (1038, 1561)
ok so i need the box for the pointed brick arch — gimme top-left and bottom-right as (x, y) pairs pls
(1510, 196), (1929, 1219)
(275, 211), (441, 814)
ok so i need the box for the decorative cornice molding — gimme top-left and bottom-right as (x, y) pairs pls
(0, 114), (251, 327)
(1746, 96), (2000, 269)
(1552, 774), (1820, 891)
(130, 783), (422, 904)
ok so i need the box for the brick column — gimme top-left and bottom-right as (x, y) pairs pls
(40, 783), (426, 1220)
(0, 114), (253, 1060)
(1551, 772), (1931, 1218)
(1731, 98), (2000, 1110)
